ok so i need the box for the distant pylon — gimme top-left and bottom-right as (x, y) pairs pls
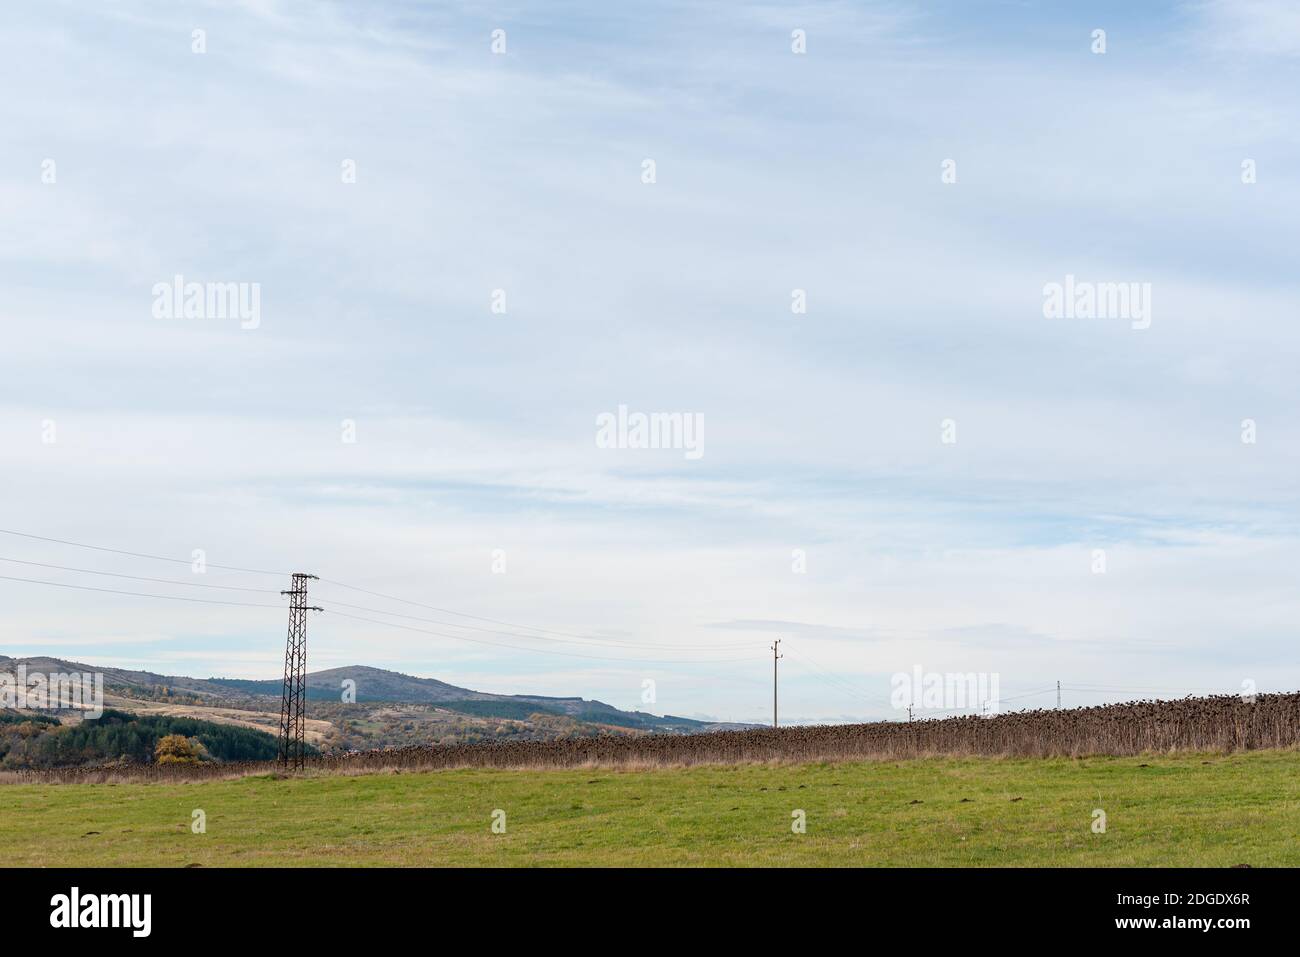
(278, 573), (321, 769)
(771, 639), (782, 728)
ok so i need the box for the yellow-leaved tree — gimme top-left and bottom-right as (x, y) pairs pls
(154, 734), (208, 765)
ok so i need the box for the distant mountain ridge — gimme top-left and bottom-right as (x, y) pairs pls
(208, 666), (489, 704)
(0, 656), (750, 734)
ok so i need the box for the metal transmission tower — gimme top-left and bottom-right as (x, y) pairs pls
(278, 573), (321, 769)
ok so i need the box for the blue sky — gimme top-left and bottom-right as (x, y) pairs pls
(2, 1), (1299, 723)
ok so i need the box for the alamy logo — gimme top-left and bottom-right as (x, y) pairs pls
(891, 666), (1000, 713)
(151, 274), (261, 329)
(1042, 274), (1151, 330)
(0, 665), (103, 718)
(50, 887), (151, 937)
(595, 404), (704, 460)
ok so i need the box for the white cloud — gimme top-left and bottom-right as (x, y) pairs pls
(1, 1), (1297, 720)
(1191, 0), (1300, 56)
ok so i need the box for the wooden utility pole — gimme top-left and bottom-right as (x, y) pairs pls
(770, 639), (782, 728)
(1057, 680), (1061, 709)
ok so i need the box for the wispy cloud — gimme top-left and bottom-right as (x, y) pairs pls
(1189, 0), (1300, 56)
(1, 1), (1297, 720)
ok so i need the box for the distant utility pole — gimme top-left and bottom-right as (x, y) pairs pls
(278, 573), (321, 770)
(1057, 680), (1061, 709)
(770, 639), (782, 728)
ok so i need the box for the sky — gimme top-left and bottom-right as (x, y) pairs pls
(1, 0), (1298, 724)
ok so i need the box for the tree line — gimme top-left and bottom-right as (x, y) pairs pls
(0, 708), (283, 769)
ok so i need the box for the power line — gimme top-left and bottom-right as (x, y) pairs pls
(1063, 684), (1239, 694)
(5, 527), (1250, 704)
(322, 597), (755, 652)
(999, 687), (1060, 703)
(787, 649), (889, 702)
(0, 556), (280, 593)
(784, 648), (891, 707)
(0, 573), (285, 608)
(0, 528), (287, 577)
(903, 688), (1061, 716)
(0, 527), (750, 655)
(316, 576), (695, 649)
(327, 608), (769, 660)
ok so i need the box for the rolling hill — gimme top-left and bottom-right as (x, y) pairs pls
(0, 656), (751, 741)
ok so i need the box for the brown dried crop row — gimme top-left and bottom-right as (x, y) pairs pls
(15, 692), (1300, 784)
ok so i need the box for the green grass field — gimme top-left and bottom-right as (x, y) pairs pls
(4, 750), (1298, 866)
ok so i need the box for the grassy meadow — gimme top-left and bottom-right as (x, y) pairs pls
(3, 749), (1297, 866)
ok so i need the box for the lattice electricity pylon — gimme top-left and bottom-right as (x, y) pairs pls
(278, 573), (321, 769)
